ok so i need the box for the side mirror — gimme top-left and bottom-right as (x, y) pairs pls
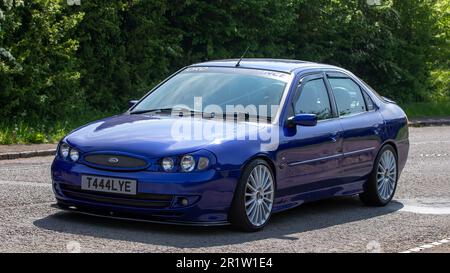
(286, 114), (318, 127)
(128, 100), (139, 108)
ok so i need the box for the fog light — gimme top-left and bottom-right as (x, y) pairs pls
(179, 198), (189, 206)
(172, 196), (200, 208)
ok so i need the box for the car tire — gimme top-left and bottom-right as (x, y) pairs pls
(360, 144), (398, 206)
(229, 159), (275, 232)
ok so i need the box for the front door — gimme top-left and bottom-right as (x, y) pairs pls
(278, 73), (343, 196)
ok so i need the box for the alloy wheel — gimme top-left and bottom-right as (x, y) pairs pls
(376, 150), (397, 200)
(244, 165), (274, 227)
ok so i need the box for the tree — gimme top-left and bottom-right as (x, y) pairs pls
(0, 0), (84, 121)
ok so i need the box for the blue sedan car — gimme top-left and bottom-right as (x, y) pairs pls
(52, 59), (409, 231)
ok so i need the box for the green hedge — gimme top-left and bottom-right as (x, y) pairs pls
(1, 0), (449, 124)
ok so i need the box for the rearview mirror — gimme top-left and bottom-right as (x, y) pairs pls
(286, 114), (318, 127)
(128, 100), (139, 108)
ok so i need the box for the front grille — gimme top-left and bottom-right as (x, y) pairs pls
(59, 183), (173, 209)
(83, 154), (148, 169)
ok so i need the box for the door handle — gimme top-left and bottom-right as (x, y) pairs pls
(329, 131), (339, 143)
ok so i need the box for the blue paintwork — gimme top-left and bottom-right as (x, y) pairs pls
(51, 59), (410, 225)
(287, 114), (318, 127)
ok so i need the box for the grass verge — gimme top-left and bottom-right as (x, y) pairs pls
(0, 111), (114, 145)
(401, 101), (450, 118)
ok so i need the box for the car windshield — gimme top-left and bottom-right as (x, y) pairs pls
(131, 67), (290, 120)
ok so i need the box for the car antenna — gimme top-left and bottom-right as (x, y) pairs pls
(235, 46), (250, 67)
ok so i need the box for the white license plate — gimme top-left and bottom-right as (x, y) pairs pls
(81, 175), (137, 195)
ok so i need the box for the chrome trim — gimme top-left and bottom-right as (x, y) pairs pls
(337, 110), (369, 119)
(317, 117), (340, 123)
(287, 147), (376, 166)
(343, 147), (375, 156)
(288, 153), (342, 167)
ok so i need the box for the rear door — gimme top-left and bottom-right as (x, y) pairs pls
(326, 72), (384, 183)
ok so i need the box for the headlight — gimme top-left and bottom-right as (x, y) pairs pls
(60, 143), (70, 158)
(197, 157), (210, 170)
(69, 149), (79, 161)
(162, 157), (174, 172)
(180, 155), (195, 172)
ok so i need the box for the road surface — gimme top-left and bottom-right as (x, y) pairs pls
(0, 126), (449, 253)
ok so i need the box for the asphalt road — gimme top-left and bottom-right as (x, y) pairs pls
(0, 127), (449, 253)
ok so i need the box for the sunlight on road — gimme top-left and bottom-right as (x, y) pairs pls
(398, 199), (450, 215)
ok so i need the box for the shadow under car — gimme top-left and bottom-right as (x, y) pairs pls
(33, 196), (404, 249)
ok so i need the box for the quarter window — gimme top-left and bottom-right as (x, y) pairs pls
(294, 78), (332, 120)
(362, 91), (375, 111)
(328, 78), (367, 116)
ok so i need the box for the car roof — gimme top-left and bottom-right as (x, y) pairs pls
(189, 58), (341, 74)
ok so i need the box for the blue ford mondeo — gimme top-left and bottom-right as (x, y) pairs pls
(51, 59), (409, 231)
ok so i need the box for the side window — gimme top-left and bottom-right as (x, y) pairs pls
(294, 78), (332, 120)
(328, 78), (367, 116)
(362, 91), (375, 111)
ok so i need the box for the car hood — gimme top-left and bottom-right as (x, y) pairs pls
(65, 114), (274, 158)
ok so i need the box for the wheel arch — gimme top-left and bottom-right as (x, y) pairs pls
(240, 154), (278, 189)
(368, 141), (399, 174)
(379, 140), (399, 159)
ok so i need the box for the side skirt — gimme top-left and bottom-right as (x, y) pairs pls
(272, 180), (365, 213)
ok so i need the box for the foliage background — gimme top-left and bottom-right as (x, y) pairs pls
(0, 0), (449, 143)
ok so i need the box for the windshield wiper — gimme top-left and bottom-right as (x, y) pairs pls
(241, 113), (272, 122)
(130, 107), (213, 118)
(130, 108), (268, 121)
(129, 108), (174, 115)
(218, 112), (272, 122)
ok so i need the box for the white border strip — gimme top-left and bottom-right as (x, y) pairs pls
(400, 237), (450, 253)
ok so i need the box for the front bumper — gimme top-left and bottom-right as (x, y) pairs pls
(51, 158), (240, 225)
